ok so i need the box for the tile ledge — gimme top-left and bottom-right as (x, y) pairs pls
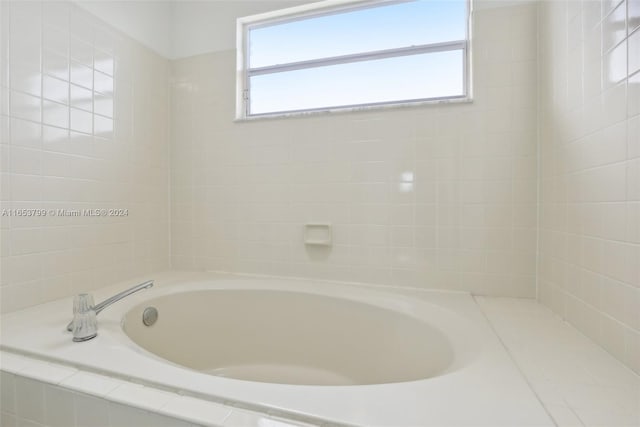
(0, 349), (318, 427)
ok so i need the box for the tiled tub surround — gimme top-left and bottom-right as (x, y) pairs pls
(0, 1), (171, 314)
(0, 0), (638, 425)
(0, 357), (201, 427)
(0, 272), (554, 427)
(3, 274), (639, 427)
(169, 2), (540, 298)
(537, 0), (640, 375)
(0, 350), (310, 427)
(478, 298), (640, 427)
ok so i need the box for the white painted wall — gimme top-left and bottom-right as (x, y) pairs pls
(169, 0), (536, 58)
(75, 0), (173, 58)
(74, 0), (536, 59)
(474, 0), (537, 10)
(75, 0), (310, 59)
(170, 0), (308, 58)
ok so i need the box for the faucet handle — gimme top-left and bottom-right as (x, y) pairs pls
(72, 294), (98, 342)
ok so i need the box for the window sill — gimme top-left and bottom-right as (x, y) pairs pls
(234, 97), (474, 122)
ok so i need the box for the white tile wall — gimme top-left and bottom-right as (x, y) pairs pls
(0, 1), (171, 313)
(0, 371), (200, 427)
(538, 0), (640, 375)
(0, 350), (322, 427)
(169, 3), (540, 297)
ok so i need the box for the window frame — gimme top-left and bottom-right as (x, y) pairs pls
(236, 0), (472, 119)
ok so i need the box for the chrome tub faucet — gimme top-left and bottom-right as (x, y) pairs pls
(68, 280), (154, 342)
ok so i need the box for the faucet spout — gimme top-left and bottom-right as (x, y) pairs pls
(93, 280), (154, 315)
(67, 280), (154, 333)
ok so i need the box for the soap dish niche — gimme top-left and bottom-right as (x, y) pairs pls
(304, 224), (332, 246)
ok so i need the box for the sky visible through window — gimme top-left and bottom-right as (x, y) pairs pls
(247, 0), (467, 115)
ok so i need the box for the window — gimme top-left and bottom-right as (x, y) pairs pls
(237, 0), (470, 118)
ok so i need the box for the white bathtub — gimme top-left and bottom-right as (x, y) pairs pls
(124, 289), (462, 386)
(0, 272), (553, 426)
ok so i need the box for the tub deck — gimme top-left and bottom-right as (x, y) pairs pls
(0, 271), (554, 426)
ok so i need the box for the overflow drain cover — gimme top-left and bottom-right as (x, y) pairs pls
(142, 307), (158, 326)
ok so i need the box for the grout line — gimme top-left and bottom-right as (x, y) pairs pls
(534, 0), (541, 302)
(542, 284), (640, 379)
(471, 294), (559, 427)
(1, 347), (347, 427)
(568, 405), (588, 427)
